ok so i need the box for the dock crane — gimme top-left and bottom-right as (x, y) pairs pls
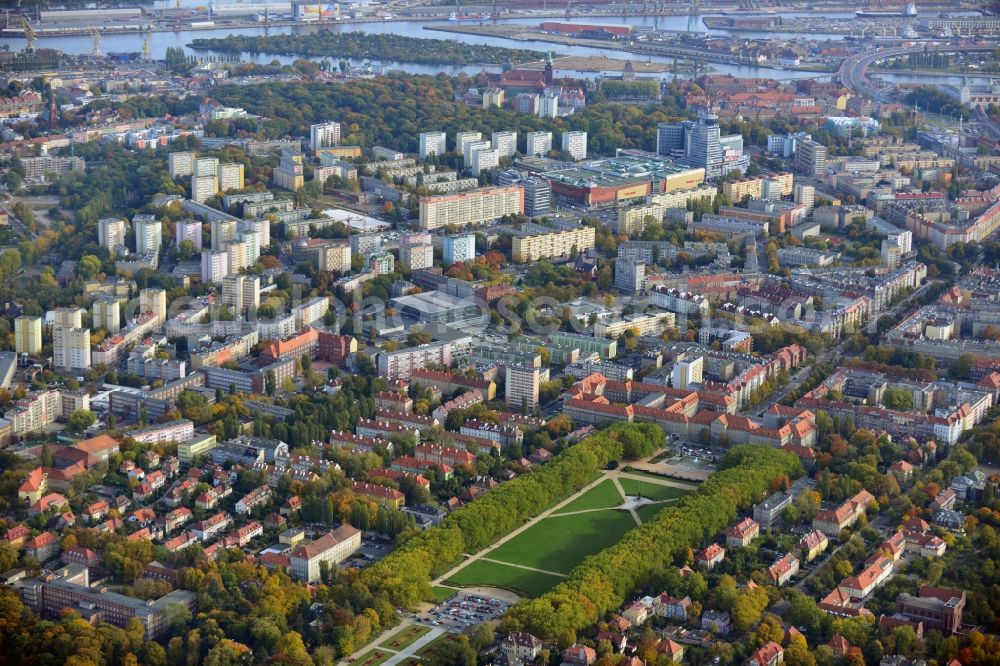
(91, 29), (102, 57)
(143, 28), (152, 59)
(21, 15), (36, 52)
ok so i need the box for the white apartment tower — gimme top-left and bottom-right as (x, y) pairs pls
(98, 218), (127, 255)
(175, 220), (203, 251)
(217, 163), (245, 194)
(222, 274), (261, 312)
(51, 307), (90, 372)
(419, 132), (447, 159)
(526, 131), (552, 157)
(455, 131), (481, 154)
(491, 131), (517, 158)
(133, 215), (162, 256)
(168, 151), (194, 178)
(92, 298), (121, 332)
(506, 365), (540, 412)
(310, 122), (342, 151)
(201, 249), (230, 283)
(562, 131), (587, 161)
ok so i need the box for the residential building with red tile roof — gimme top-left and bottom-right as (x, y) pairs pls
(748, 642), (783, 666)
(768, 553), (800, 586)
(352, 481), (405, 509)
(813, 490), (876, 536)
(798, 530), (829, 562)
(838, 555), (894, 599)
(726, 517), (760, 548)
(24, 531), (60, 562)
(697, 543), (726, 570)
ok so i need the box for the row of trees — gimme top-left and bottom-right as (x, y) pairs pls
(501, 445), (802, 644)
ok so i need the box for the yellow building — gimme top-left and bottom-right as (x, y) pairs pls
(483, 88), (505, 108)
(15, 315), (42, 354)
(177, 434), (217, 463)
(615, 203), (665, 235)
(512, 224), (596, 263)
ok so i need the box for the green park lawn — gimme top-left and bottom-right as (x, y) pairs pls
(431, 586), (457, 603)
(635, 502), (667, 524)
(445, 559), (563, 598)
(488, 510), (637, 574)
(552, 479), (624, 514)
(353, 648), (397, 666)
(618, 476), (692, 501)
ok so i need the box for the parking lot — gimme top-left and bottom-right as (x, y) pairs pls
(416, 592), (512, 632)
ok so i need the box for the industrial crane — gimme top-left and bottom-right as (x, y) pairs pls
(21, 15), (36, 52)
(143, 28), (152, 58)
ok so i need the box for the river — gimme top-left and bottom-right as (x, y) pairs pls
(0, 11), (966, 81)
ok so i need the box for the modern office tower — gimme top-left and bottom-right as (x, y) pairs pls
(491, 131), (517, 158)
(767, 131), (810, 157)
(175, 219), (203, 251)
(672, 356), (704, 390)
(685, 115), (723, 179)
(455, 131), (481, 154)
(14, 315), (42, 354)
(98, 217), (127, 254)
(201, 249), (230, 283)
(419, 186), (524, 231)
(794, 183), (815, 211)
(561, 131), (587, 161)
(443, 233), (476, 266)
(217, 163), (245, 193)
(521, 177), (551, 217)
(168, 151), (194, 178)
(310, 122), (341, 151)
(133, 214), (162, 256)
(463, 140), (491, 168)
(538, 93), (559, 118)
(368, 251), (395, 275)
(211, 219), (237, 251)
(506, 365), (540, 411)
(139, 288), (168, 325)
(350, 233), (382, 257)
(419, 132), (447, 159)
(526, 131), (552, 158)
(51, 308), (89, 372)
(483, 88), (505, 108)
(795, 139), (828, 178)
(471, 147), (500, 176)
(657, 121), (689, 156)
(399, 241), (434, 270)
(191, 174), (218, 204)
(614, 258), (646, 294)
(222, 274), (261, 312)
(273, 150), (304, 191)
(92, 297), (121, 332)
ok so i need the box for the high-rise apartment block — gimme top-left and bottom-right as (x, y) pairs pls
(273, 150), (304, 191)
(139, 288), (167, 325)
(92, 297), (121, 332)
(221, 274), (261, 312)
(614, 258), (646, 294)
(521, 177), (552, 218)
(191, 174), (218, 204)
(795, 139), (827, 178)
(133, 214), (162, 256)
(491, 131), (517, 158)
(443, 234), (476, 266)
(526, 131), (552, 157)
(463, 141), (491, 169)
(51, 308), (90, 373)
(506, 365), (540, 411)
(310, 122), (341, 151)
(456, 132), (482, 155)
(14, 315), (42, 354)
(201, 250), (230, 283)
(561, 131), (587, 161)
(399, 241), (434, 270)
(217, 163), (244, 194)
(471, 148), (500, 176)
(168, 151), (194, 178)
(175, 220), (203, 251)
(98, 218), (127, 254)
(419, 132), (447, 159)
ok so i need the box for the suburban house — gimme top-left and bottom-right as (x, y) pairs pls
(767, 553), (800, 586)
(797, 530), (829, 562)
(697, 543), (726, 570)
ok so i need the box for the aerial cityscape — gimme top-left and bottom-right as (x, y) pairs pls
(2, 0), (1000, 664)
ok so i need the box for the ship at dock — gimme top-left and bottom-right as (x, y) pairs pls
(855, 2), (917, 19)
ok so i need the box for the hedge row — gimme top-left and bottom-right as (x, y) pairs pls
(360, 423), (666, 607)
(500, 445), (803, 642)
